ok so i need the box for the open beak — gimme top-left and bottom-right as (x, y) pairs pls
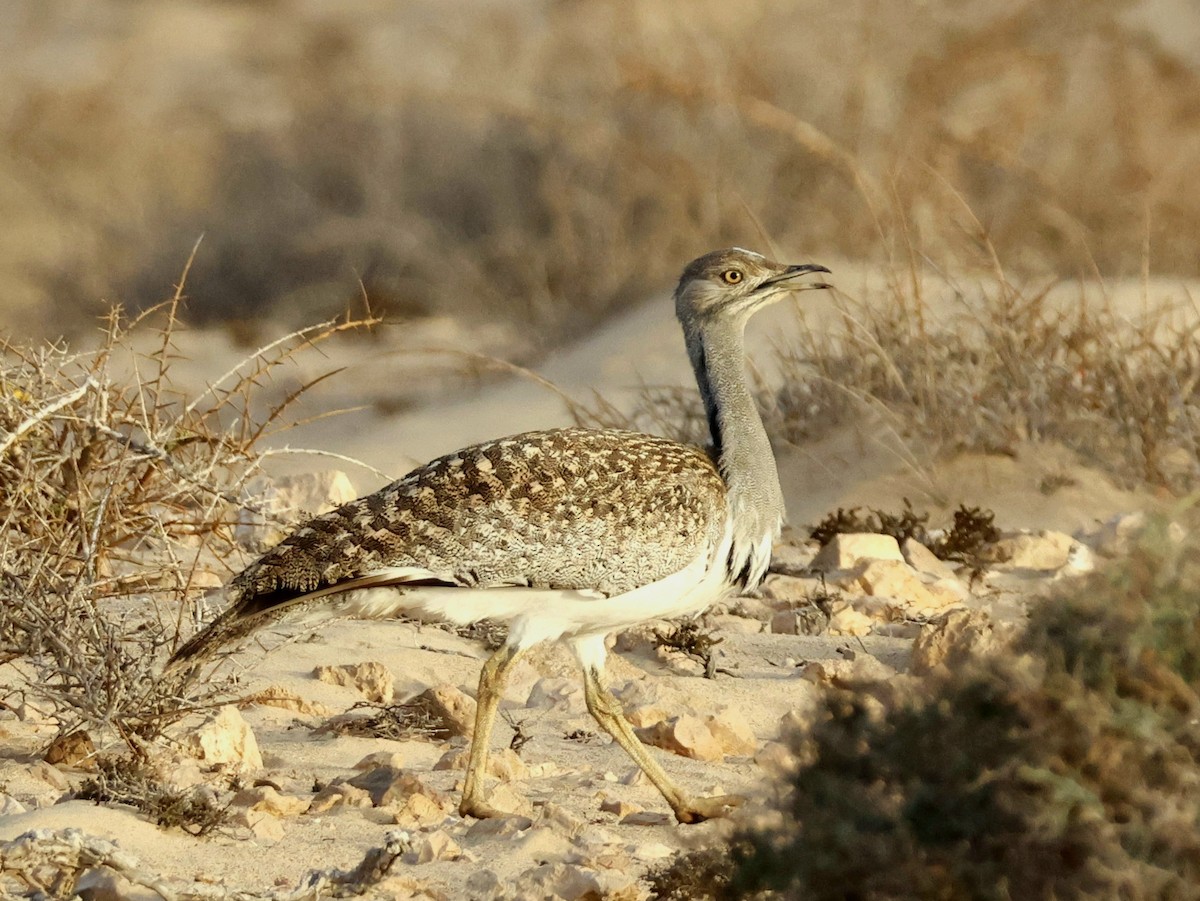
(756, 263), (832, 293)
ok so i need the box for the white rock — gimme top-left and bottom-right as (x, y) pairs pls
(0, 794), (27, 816)
(526, 677), (583, 710)
(233, 785), (310, 817)
(635, 715), (724, 762)
(854, 559), (955, 614)
(413, 829), (462, 863)
(409, 683), (477, 738)
(991, 530), (1075, 570)
(185, 705), (263, 771)
(910, 609), (1016, 675)
(811, 533), (904, 571)
(705, 709), (758, 757)
(313, 661), (395, 704)
(901, 537), (958, 580)
(506, 864), (604, 901)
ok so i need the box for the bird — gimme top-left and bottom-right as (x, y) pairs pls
(167, 248), (831, 824)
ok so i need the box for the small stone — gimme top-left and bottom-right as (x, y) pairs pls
(509, 863), (604, 901)
(75, 868), (128, 901)
(526, 677), (583, 710)
(236, 808), (285, 842)
(827, 607), (874, 636)
(242, 685), (335, 717)
(600, 797), (643, 818)
(0, 794), (26, 816)
(706, 613), (762, 634)
(901, 538), (958, 580)
(755, 741), (799, 777)
(313, 661), (395, 704)
(26, 760), (70, 791)
(392, 793), (448, 828)
(465, 813), (534, 840)
(636, 715), (723, 762)
(466, 870), (502, 896)
(233, 785), (310, 817)
(910, 609), (1016, 675)
(989, 530), (1075, 570)
(433, 747), (526, 781)
(185, 705), (263, 771)
(44, 730), (96, 769)
(354, 750), (406, 771)
(625, 705), (671, 728)
(308, 783), (373, 813)
(705, 709), (757, 757)
(414, 829), (462, 863)
(855, 559), (953, 614)
(811, 533), (904, 571)
(619, 810), (674, 827)
(802, 655), (895, 689)
(409, 684), (477, 738)
(347, 767), (447, 809)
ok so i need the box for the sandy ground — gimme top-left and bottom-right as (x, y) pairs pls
(0, 267), (1180, 899)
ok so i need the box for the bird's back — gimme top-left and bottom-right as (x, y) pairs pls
(230, 427), (728, 614)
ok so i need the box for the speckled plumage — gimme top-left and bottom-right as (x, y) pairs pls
(245, 427), (725, 600)
(170, 427), (729, 662)
(167, 248), (832, 827)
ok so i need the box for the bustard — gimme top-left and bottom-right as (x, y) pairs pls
(168, 248), (831, 823)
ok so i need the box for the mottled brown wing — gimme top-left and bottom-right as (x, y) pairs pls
(230, 428), (728, 614)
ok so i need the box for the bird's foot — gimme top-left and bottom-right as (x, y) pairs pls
(673, 793), (745, 824)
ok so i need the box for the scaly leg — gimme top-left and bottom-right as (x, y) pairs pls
(581, 663), (744, 824)
(460, 643), (525, 819)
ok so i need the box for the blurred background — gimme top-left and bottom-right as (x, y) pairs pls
(1, 0), (1198, 347)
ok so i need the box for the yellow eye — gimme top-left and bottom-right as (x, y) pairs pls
(721, 269), (743, 285)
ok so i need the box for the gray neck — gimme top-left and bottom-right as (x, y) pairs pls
(683, 316), (784, 588)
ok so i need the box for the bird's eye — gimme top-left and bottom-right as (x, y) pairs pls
(721, 269), (743, 285)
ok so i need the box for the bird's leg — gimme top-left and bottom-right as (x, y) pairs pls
(581, 664), (744, 824)
(460, 642), (525, 819)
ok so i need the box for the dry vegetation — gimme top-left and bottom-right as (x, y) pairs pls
(650, 516), (1200, 899)
(3, 0), (1199, 344)
(0, 284), (375, 749)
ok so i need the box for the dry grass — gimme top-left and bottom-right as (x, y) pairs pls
(3, 1), (1199, 343)
(651, 514), (1200, 899)
(0, 270), (377, 749)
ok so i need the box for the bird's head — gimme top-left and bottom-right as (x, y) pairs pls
(674, 247), (831, 329)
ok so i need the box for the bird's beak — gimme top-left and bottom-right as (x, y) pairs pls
(756, 263), (832, 292)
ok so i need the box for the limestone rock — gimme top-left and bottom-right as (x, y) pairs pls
(74, 868), (128, 901)
(313, 661), (395, 704)
(636, 710), (757, 761)
(346, 766), (448, 809)
(636, 715), (723, 762)
(990, 530), (1074, 570)
(409, 684), (477, 738)
(854, 559), (956, 614)
(44, 730), (95, 769)
(0, 794), (27, 816)
(242, 685), (335, 717)
(308, 782), (373, 813)
(353, 750), (405, 772)
(392, 792), (449, 829)
(811, 533), (904, 571)
(464, 811), (534, 839)
(901, 537), (958, 580)
(233, 785), (310, 817)
(802, 654), (896, 689)
(434, 747), (527, 781)
(507, 863), (605, 901)
(185, 705), (263, 771)
(705, 709), (757, 757)
(910, 609), (1015, 675)
(413, 829), (463, 864)
(526, 677), (583, 710)
(235, 808), (285, 842)
(619, 810), (674, 827)
(755, 741), (799, 777)
(706, 613), (762, 634)
(827, 606), (874, 636)
(599, 797), (642, 819)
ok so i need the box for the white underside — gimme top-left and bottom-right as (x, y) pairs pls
(330, 521), (738, 673)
